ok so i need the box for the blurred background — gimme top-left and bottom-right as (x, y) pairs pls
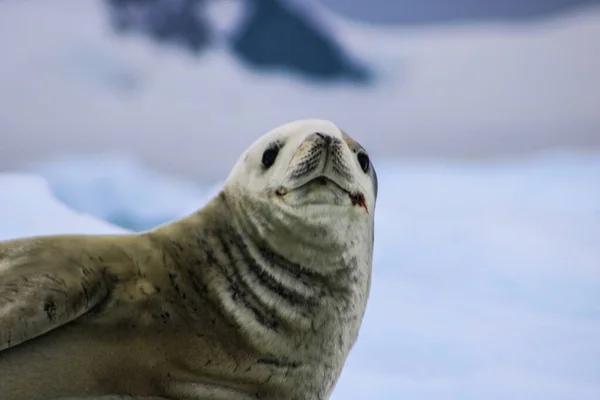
(0, 1), (599, 399)
(1, 0), (599, 182)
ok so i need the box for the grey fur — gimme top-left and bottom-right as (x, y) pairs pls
(0, 119), (377, 400)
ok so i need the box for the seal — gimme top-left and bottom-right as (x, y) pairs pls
(0, 118), (378, 400)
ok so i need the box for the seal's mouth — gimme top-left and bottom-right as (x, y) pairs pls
(276, 177), (368, 213)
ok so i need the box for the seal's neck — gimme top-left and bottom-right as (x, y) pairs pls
(152, 191), (371, 359)
(226, 190), (355, 273)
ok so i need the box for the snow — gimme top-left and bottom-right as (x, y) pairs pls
(337, 152), (600, 400)
(26, 153), (213, 232)
(0, 173), (127, 241)
(2, 152), (599, 399)
(0, 0), (599, 180)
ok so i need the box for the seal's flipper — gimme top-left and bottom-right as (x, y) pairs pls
(0, 238), (110, 352)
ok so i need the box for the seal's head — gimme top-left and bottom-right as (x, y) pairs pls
(224, 119), (377, 265)
(226, 119), (377, 213)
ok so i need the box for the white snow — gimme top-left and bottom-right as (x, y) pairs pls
(26, 153), (213, 231)
(336, 152), (600, 400)
(2, 152), (599, 399)
(0, 173), (127, 241)
(204, 0), (251, 43)
(0, 0), (599, 180)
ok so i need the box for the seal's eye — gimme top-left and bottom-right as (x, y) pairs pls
(357, 151), (370, 173)
(261, 144), (280, 169)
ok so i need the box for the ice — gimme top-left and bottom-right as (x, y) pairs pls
(335, 152), (600, 400)
(27, 153), (212, 232)
(3, 152), (599, 399)
(0, 173), (128, 241)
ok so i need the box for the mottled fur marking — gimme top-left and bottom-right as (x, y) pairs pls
(0, 119), (377, 400)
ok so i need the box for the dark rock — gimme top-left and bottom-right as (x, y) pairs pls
(230, 0), (371, 84)
(104, 0), (372, 84)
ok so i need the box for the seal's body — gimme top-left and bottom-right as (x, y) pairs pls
(0, 119), (378, 400)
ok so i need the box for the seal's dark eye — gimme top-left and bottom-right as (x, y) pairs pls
(357, 151), (370, 173)
(261, 145), (280, 169)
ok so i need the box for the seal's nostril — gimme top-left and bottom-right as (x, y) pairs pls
(315, 132), (332, 144)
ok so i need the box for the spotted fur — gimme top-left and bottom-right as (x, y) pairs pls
(0, 119), (377, 400)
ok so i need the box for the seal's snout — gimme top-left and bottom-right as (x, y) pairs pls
(314, 132), (333, 145)
(288, 132), (346, 180)
(277, 131), (371, 212)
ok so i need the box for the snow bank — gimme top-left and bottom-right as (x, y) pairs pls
(336, 152), (600, 399)
(0, 173), (127, 240)
(27, 154), (212, 232)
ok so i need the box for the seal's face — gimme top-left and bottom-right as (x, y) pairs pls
(226, 119), (378, 217)
(224, 119), (377, 270)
